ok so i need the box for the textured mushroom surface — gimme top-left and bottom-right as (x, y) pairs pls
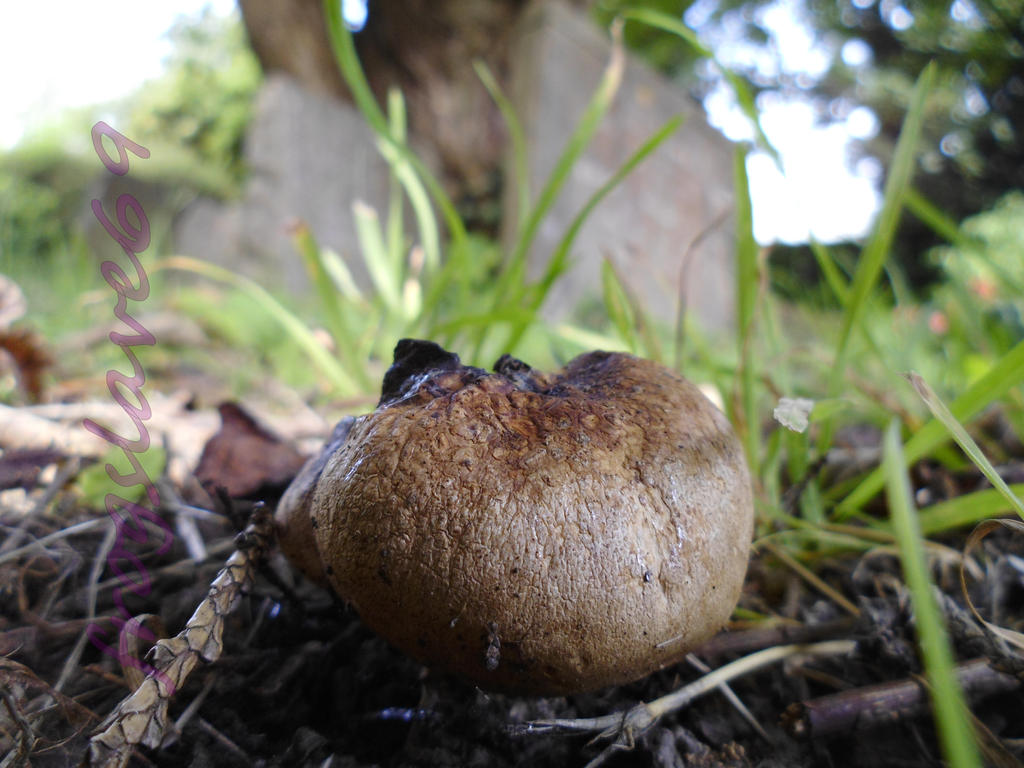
(276, 340), (754, 694)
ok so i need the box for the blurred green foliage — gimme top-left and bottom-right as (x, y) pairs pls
(594, 0), (701, 74)
(797, 0), (1016, 178)
(929, 190), (1024, 363)
(0, 7), (258, 342)
(932, 190), (1024, 304)
(127, 7), (261, 197)
(807, 0), (1024, 205)
(689, 0), (1024, 287)
(0, 168), (72, 261)
(0, 135), (102, 334)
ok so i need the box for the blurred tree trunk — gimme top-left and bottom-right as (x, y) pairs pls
(238, 0), (349, 99)
(239, 0), (540, 220)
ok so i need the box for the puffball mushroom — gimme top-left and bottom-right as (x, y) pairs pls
(276, 339), (753, 695)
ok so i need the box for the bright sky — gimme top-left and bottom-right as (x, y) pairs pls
(0, 0), (878, 245)
(688, 0), (881, 243)
(0, 1), (237, 148)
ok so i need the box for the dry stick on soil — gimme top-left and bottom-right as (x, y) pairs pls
(55, 521), (119, 693)
(685, 653), (770, 742)
(695, 617), (856, 662)
(86, 506), (274, 768)
(758, 539), (861, 617)
(1, 656), (100, 759)
(960, 519), (1024, 655)
(0, 455), (88, 561)
(0, 519), (107, 567)
(524, 640), (856, 765)
(86, 539), (236, 599)
(2, 687), (37, 768)
(782, 657), (1020, 739)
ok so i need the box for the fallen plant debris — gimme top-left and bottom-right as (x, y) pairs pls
(1, 351), (1023, 766)
(0, 491), (1022, 766)
(194, 403), (309, 504)
(0, 328), (52, 404)
(781, 657), (1020, 739)
(0, 447), (66, 492)
(87, 506), (275, 768)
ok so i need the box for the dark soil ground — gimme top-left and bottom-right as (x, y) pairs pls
(2, 425), (1023, 767)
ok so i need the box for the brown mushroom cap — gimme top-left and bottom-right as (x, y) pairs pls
(278, 340), (754, 695)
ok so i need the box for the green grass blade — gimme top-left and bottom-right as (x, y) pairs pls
(377, 136), (441, 274)
(418, 233), (498, 343)
(838, 337), (1024, 515)
(916, 484), (1024, 535)
(503, 114), (684, 353)
(159, 255), (359, 395)
(555, 323), (631, 353)
(827, 64), (934, 384)
(883, 420), (983, 768)
(809, 238), (850, 307)
(821, 63), (935, 450)
(322, 0), (386, 133)
(906, 372), (1024, 521)
(904, 187), (970, 246)
(322, 0), (466, 246)
(291, 222), (371, 389)
(602, 258), (638, 353)
(353, 200), (402, 311)
(318, 247), (363, 301)
(734, 146), (759, 472)
(385, 88), (408, 277)
(620, 7), (778, 163)
(428, 304), (539, 339)
(474, 60), (531, 235)
(540, 113), (683, 299)
(483, 18), (626, 349)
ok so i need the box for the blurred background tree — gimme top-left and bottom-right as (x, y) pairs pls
(237, 0), (1023, 288)
(5, 0), (1022, 313)
(809, 0), (1023, 219)
(127, 6), (261, 197)
(688, 0), (1024, 288)
(0, 6), (261, 334)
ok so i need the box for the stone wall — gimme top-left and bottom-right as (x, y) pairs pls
(173, 1), (737, 332)
(175, 73), (393, 294)
(507, 0), (736, 332)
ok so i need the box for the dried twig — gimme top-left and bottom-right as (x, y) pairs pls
(758, 540), (861, 617)
(158, 461), (209, 563)
(782, 657), (1021, 738)
(86, 506), (274, 768)
(0, 456), (85, 557)
(0, 657), (99, 735)
(694, 618), (856, 662)
(1, 688), (37, 768)
(0, 404), (106, 456)
(522, 640), (856, 768)
(55, 521), (118, 693)
(685, 653), (770, 742)
(197, 717), (252, 763)
(0, 519), (106, 568)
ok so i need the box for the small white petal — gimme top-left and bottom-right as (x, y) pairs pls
(774, 397), (815, 433)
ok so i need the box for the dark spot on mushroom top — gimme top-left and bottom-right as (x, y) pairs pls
(493, 353), (544, 392)
(493, 353), (530, 377)
(379, 339), (473, 407)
